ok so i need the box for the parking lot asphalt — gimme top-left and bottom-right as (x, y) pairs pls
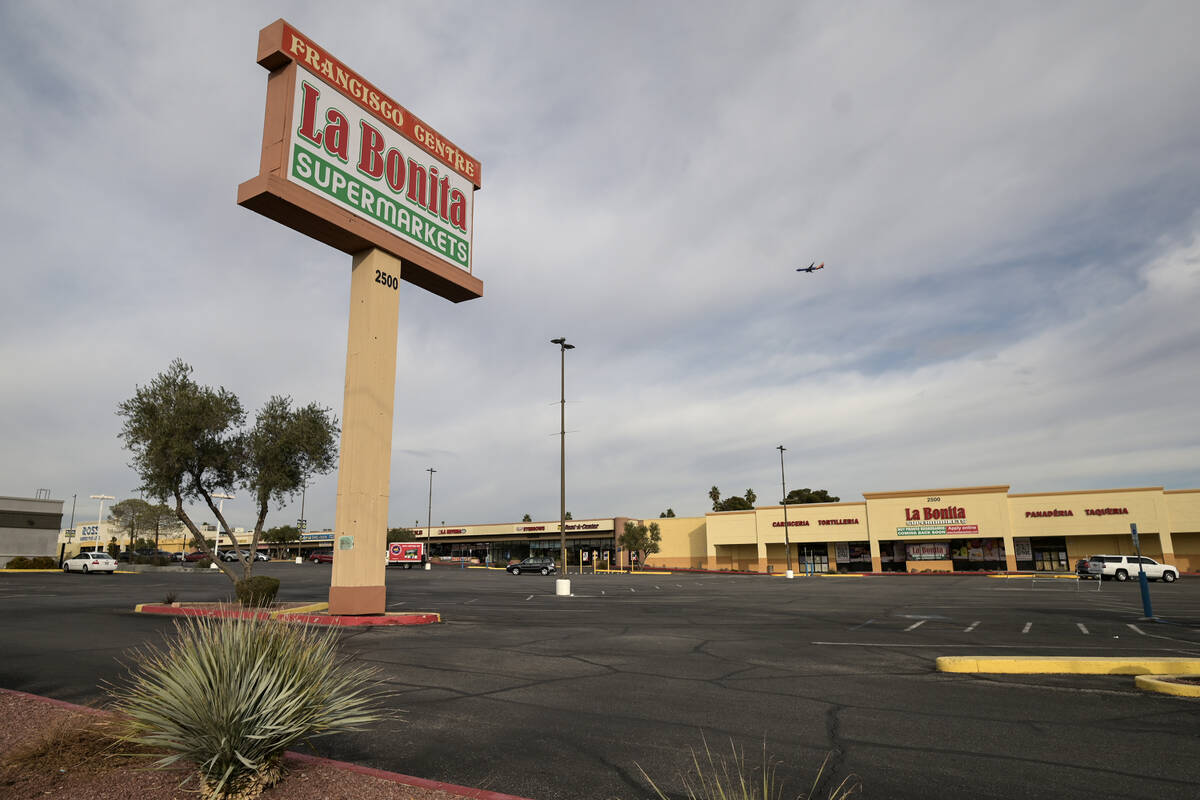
(3, 565), (1200, 799)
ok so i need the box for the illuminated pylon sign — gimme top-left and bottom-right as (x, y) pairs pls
(238, 20), (483, 614)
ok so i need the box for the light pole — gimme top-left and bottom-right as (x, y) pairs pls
(89, 494), (113, 553)
(551, 337), (574, 596)
(426, 468), (436, 569)
(777, 446), (794, 579)
(211, 493), (235, 557)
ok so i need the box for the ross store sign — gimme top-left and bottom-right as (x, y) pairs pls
(238, 20), (483, 303)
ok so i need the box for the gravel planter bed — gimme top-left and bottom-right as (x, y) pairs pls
(0, 690), (523, 800)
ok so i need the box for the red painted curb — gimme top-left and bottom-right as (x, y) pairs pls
(285, 751), (535, 800)
(0, 688), (535, 800)
(134, 604), (439, 626)
(0, 687), (109, 716)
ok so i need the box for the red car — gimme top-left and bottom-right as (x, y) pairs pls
(183, 551), (210, 562)
(309, 549), (333, 563)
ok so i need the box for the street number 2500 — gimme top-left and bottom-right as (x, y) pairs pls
(375, 269), (398, 290)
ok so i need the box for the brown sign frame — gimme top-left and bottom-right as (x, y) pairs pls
(237, 19), (483, 303)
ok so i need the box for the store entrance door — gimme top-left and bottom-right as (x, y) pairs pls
(797, 544), (829, 574)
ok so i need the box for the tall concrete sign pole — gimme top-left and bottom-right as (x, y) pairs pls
(237, 20), (484, 614)
(328, 249), (402, 613)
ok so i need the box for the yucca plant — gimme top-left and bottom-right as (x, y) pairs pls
(636, 736), (860, 800)
(109, 615), (388, 799)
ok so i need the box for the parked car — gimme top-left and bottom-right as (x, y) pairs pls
(506, 556), (556, 575)
(1087, 555), (1179, 582)
(170, 551), (185, 562)
(219, 550), (269, 562)
(309, 549), (334, 564)
(135, 548), (174, 560)
(183, 551), (210, 562)
(62, 551), (117, 574)
(1075, 558), (1094, 578)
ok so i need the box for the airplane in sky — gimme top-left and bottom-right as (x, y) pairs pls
(796, 262), (825, 273)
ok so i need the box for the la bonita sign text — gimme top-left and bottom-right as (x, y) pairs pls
(905, 505), (966, 521)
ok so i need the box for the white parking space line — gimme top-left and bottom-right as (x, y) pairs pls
(525, 595), (534, 601)
(630, 588), (636, 593)
(849, 619), (875, 630)
(904, 620), (926, 632)
(655, 585), (661, 590)
(464, 598), (477, 604)
(1126, 623), (1146, 635)
(1022, 622), (1032, 634)
(964, 621), (980, 632)
(387, 601), (407, 607)
(1076, 623), (1090, 635)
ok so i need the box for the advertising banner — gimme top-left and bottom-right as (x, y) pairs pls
(906, 542), (949, 560)
(835, 543), (850, 563)
(1013, 537), (1032, 560)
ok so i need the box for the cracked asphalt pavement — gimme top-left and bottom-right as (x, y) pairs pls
(3, 566), (1200, 799)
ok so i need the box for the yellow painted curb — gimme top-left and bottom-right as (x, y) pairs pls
(819, 573), (865, 578)
(937, 656), (1200, 675)
(272, 602), (329, 618)
(593, 569), (673, 575)
(0, 569), (64, 573)
(1136, 675), (1200, 697)
(133, 603), (149, 613)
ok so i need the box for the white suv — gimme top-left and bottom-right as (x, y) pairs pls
(1087, 555), (1179, 583)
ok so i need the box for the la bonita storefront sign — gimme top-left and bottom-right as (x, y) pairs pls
(896, 505), (978, 537)
(238, 20), (482, 303)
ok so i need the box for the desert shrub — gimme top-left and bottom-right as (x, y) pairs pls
(637, 736), (860, 800)
(194, 557), (213, 569)
(235, 576), (280, 608)
(110, 616), (388, 800)
(6, 556), (58, 569)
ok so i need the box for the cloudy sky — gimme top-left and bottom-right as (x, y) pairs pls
(3, 1), (1199, 534)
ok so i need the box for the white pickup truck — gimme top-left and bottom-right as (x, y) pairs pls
(1087, 555), (1179, 583)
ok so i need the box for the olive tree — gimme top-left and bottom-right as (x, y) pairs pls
(117, 359), (338, 585)
(619, 520), (661, 569)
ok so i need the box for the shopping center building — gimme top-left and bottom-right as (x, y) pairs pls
(406, 484), (1199, 574)
(48, 484), (1200, 574)
(653, 485), (1200, 574)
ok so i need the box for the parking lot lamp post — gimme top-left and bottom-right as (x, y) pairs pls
(777, 446), (794, 579)
(551, 337), (574, 596)
(426, 467), (436, 544)
(211, 493), (234, 559)
(89, 494), (113, 552)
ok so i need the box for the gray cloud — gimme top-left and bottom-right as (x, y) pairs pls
(2, 1), (1198, 531)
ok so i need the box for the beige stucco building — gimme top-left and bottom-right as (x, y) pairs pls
(406, 485), (1200, 575)
(694, 485), (1199, 574)
(46, 484), (1199, 574)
